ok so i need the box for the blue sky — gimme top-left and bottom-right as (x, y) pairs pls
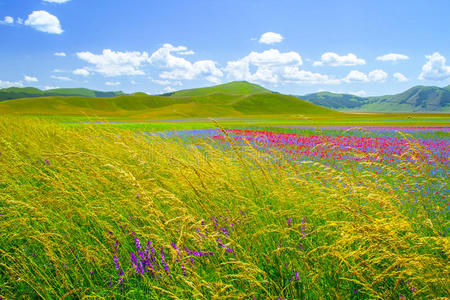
(0, 0), (449, 96)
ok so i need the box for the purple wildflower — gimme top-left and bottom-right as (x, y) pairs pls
(109, 276), (112, 287)
(160, 247), (171, 277)
(134, 237), (141, 251)
(287, 217), (292, 227)
(217, 237), (235, 255)
(220, 227), (230, 236)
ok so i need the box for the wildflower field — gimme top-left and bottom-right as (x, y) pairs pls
(0, 116), (449, 299)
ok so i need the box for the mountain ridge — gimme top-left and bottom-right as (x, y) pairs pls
(0, 87), (125, 102)
(297, 85), (450, 112)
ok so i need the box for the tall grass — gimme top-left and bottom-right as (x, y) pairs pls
(0, 116), (448, 299)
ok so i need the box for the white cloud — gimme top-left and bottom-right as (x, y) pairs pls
(43, 0), (71, 3)
(44, 86), (59, 90)
(179, 50), (195, 55)
(149, 44), (223, 82)
(225, 49), (303, 84)
(314, 52), (365, 67)
(0, 80), (23, 88)
(259, 32), (283, 44)
(343, 70), (369, 83)
(54, 52), (66, 57)
(351, 90), (367, 97)
(24, 75), (38, 83)
(76, 49), (149, 76)
(393, 72), (408, 82)
(51, 75), (71, 81)
(73, 68), (90, 76)
(163, 86), (176, 93)
(368, 69), (388, 82)
(151, 78), (183, 86)
(418, 52), (450, 81)
(25, 11), (63, 34)
(343, 69), (388, 83)
(376, 53), (409, 61)
(105, 81), (120, 86)
(281, 67), (341, 84)
(16, 18), (23, 24)
(0, 16), (14, 24)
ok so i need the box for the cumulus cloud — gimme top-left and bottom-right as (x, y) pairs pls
(44, 86), (59, 90)
(105, 81), (120, 86)
(259, 32), (283, 44)
(150, 77), (183, 86)
(73, 68), (90, 76)
(43, 0), (71, 3)
(393, 72), (408, 82)
(343, 70), (369, 83)
(54, 52), (66, 57)
(314, 52), (365, 67)
(25, 10), (63, 34)
(51, 75), (71, 81)
(281, 67), (341, 84)
(163, 86), (176, 93)
(0, 80), (23, 88)
(149, 44), (223, 82)
(225, 49), (304, 84)
(342, 69), (387, 83)
(0, 16), (14, 25)
(76, 49), (149, 76)
(352, 90), (367, 97)
(418, 52), (450, 81)
(368, 69), (388, 82)
(24, 75), (38, 82)
(376, 53), (409, 61)
(179, 50), (195, 55)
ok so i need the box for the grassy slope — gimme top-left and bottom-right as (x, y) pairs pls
(0, 92), (335, 119)
(168, 81), (272, 96)
(0, 116), (448, 298)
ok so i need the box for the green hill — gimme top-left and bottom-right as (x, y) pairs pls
(298, 85), (450, 112)
(164, 81), (272, 97)
(0, 87), (125, 102)
(0, 90), (335, 119)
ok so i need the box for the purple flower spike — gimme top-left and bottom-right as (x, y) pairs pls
(134, 237), (141, 251)
(109, 276), (112, 287)
(286, 217), (292, 227)
(160, 247), (171, 277)
(170, 242), (178, 250)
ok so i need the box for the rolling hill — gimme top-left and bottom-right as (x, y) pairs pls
(298, 85), (450, 112)
(162, 81), (272, 97)
(0, 82), (335, 119)
(0, 87), (125, 102)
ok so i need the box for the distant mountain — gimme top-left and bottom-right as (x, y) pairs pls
(0, 87), (125, 102)
(297, 85), (450, 112)
(161, 81), (272, 97)
(0, 82), (335, 118)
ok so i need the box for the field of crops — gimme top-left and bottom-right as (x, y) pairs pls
(0, 117), (448, 299)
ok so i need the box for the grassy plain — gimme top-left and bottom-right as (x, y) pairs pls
(0, 114), (448, 298)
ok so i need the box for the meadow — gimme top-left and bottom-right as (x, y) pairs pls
(0, 115), (449, 299)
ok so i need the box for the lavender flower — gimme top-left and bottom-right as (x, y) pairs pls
(160, 247), (171, 277)
(286, 217), (292, 227)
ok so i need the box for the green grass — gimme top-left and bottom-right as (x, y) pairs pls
(0, 91), (334, 119)
(168, 81), (272, 96)
(0, 116), (448, 298)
